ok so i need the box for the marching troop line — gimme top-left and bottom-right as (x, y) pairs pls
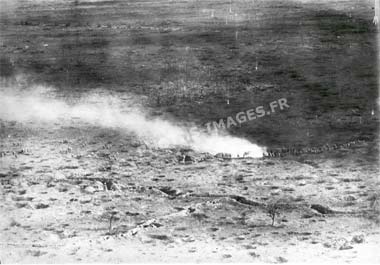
(265, 139), (367, 158)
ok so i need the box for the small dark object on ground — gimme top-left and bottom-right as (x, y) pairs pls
(311, 204), (334, 214)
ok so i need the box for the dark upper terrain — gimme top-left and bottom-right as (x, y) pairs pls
(0, 0), (378, 152)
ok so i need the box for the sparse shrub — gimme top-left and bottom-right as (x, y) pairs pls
(267, 203), (281, 226)
(100, 210), (121, 235)
(368, 193), (380, 223)
(369, 193), (380, 211)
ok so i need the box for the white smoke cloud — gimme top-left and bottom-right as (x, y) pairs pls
(0, 83), (265, 158)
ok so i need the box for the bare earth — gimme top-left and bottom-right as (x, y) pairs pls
(0, 0), (380, 263)
(0, 115), (379, 263)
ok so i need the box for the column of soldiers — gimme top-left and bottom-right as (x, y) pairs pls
(265, 139), (366, 158)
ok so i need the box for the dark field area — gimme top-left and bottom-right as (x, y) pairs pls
(1, 0), (380, 263)
(1, 0), (379, 149)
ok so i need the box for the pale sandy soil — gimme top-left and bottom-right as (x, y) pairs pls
(0, 114), (379, 263)
(0, 0), (379, 263)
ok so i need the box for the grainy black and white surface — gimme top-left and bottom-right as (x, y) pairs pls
(0, 0), (379, 263)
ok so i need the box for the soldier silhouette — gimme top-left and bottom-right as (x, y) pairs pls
(374, 0), (380, 26)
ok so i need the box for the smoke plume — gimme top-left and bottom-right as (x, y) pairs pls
(0, 83), (265, 158)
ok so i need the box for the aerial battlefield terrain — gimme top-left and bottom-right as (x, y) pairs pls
(0, 0), (379, 263)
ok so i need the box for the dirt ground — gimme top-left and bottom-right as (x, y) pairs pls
(0, 116), (379, 263)
(0, 0), (379, 263)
